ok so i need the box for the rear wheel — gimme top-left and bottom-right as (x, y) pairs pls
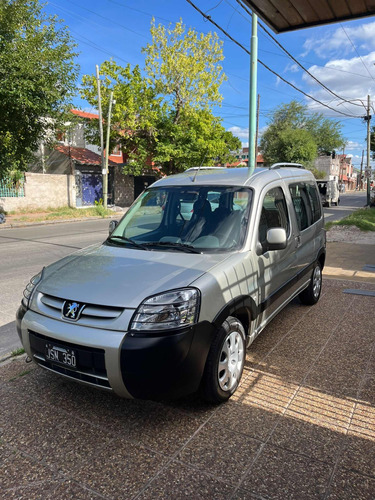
(299, 262), (322, 305)
(201, 316), (246, 403)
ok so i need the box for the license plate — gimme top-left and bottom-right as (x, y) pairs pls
(45, 343), (77, 369)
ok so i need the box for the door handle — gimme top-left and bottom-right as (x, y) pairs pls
(295, 235), (301, 248)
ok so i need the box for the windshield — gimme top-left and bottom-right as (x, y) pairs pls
(109, 185), (252, 253)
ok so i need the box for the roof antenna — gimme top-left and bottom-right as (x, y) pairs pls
(192, 155), (207, 183)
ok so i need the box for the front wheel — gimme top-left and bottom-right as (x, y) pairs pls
(299, 262), (322, 305)
(201, 316), (246, 403)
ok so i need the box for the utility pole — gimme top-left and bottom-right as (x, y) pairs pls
(359, 149), (364, 190)
(255, 93), (260, 164)
(366, 94), (372, 206)
(96, 65), (105, 203)
(103, 91), (114, 209)
(248, 13), (258, 176)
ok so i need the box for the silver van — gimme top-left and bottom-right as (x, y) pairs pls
(16, 165), (325, 402)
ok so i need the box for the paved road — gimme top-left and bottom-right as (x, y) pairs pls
(323, 190), (367, 221)
(0, 191), (367, 358)
(0, 219), (111, 358)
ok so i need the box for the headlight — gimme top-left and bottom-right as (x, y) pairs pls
(130, 288), (200, 331)
(22, 270), (43, 308)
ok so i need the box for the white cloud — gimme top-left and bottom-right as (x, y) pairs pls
(346, 141), (362, 150)
(303, 21), (375, 59)
(285, 63), (299, 73)
(228, 126), (249, 140)
(302, 51), (375, 116)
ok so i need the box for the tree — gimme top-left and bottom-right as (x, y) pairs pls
(153, 109), (241, 175)
(261, 101), (345, 166)
(80, 19), (239, 176)
(0, 0), (78, 179)
(143, 19), (226, 125)
(370, 124), (375, 160)
(81, 61), (161, 174)
(262, 127), (317, 165)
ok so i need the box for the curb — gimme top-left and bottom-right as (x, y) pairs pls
(0, 213), (125, 230)
(0, 352), (27, 365)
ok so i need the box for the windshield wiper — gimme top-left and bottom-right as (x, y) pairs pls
(106, 235), (150, 251)
(142, 241), (202, 253)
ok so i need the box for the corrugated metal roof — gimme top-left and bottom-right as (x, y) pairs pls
(243, 0), (375, 33)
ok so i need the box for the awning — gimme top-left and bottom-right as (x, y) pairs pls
(242, 1), (375, 33)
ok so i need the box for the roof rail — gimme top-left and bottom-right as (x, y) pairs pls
(269, 162), (304, 170)
(185, 166), (227, 172)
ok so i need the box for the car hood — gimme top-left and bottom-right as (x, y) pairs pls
(37, 243), (230, 308)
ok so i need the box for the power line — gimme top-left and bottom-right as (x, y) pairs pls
(234, 0), (364, 108)
(185, 0), (359, 118)
(70, 29), (134, 66)
(340, 23), (375, 83)
(50, 0), (148, 39)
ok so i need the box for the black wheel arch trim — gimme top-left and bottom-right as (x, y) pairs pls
(213, 296), (256, 330)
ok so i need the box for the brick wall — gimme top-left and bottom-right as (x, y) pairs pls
(0, 173), (76, 212)
(113, 167), (134, 207)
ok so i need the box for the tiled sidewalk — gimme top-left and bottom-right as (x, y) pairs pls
(1, 278), (375, 499)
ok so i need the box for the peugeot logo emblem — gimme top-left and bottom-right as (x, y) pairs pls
(62, 301), (86, 321)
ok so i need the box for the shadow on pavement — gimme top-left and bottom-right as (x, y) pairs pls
(1, 279), (375, 499)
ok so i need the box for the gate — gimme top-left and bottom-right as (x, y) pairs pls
(75, 170), (114, 207)
(134, 175), (156, 200)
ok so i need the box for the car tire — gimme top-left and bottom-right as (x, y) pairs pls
(299, 261), (322, 306)
(201, 316), (246, 403)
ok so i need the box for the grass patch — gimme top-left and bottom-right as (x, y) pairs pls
(11, 347), (25, 357)
(327, 207), (375, 232)
(10, 205), (114, 221)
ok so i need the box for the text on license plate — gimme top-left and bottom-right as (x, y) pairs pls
(45, 344), (77, 368)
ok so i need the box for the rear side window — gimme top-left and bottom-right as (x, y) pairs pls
(306, 183), (322, 223)
(259, 187), (290, 247)
(289, 182), (321, 231)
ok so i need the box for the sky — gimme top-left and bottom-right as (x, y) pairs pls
(43, 0), (375, 169)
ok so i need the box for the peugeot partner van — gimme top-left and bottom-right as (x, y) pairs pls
(16, 165), (325, 403)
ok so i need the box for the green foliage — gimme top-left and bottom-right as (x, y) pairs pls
(143, 18), (226, 124)
(370, 125), (375, 160)
(0, 0), (79, 180)
(308, 167), (327, 179)
(333, 208), (375, 231)
(261, 101), (345, 165)
(153, 109), (241, 175)
(11, 347), (25, 357)
(80, 19), (238, 176)
(261, 126), (317, 165)
(81, 61), (162, 176)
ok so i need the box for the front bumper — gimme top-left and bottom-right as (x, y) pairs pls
(17, 306), (216, 400)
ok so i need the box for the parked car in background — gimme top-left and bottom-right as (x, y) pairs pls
(17, 164), (326, 403)
(317, 180), (340, 207)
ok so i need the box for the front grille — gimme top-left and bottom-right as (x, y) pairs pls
(29, 330), (111, 389)
(38, 293), (123, 324)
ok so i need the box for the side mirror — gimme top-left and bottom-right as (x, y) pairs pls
(109, 220), (119, 234)
(266, 228), (287, 251)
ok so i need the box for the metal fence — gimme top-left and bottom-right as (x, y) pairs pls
(0, 175), (25, 197)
